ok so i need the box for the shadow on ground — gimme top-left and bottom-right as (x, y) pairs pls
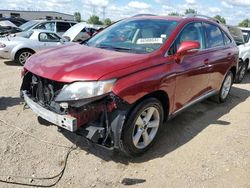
(240, 70), (250, 84)
(39, 74), (250, 164)
(4, 60), (21, 66)
(0, 97), (23, 111)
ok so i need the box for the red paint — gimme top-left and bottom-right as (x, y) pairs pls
(24, 16), (239, 117)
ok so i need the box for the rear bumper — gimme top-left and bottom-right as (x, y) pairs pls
(23, 91), (77, 132)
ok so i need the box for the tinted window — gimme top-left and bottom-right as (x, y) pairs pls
(57, 22), (71, 32)
(39, 33), (60, 42)
(168, 22), (204, 55)
(204, 23), (224, 48)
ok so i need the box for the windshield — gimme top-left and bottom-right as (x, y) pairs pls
(19, 20), (39, 31)
(87, 19), (178, 54)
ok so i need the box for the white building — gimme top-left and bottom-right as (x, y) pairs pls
(0, 10), (74, 20)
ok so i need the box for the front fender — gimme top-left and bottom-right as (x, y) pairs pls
(112, 63), (176, 113)
(10, 44), (35, 60)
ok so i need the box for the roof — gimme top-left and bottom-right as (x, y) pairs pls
(129, 14), (224, 26)
(0, 9), (73, 17)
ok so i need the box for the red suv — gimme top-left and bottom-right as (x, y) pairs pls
(21, 15), (238, 156)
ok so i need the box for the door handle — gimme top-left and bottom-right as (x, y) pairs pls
(227, 53), (232, 60)
(204, 58), (209, 65)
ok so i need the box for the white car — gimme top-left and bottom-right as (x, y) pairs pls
(239, 27), (250, 69)
(17, 20), (76, 36)
(228, 26), (250, 82)
(0, 29), (70, 65)
(63, 22), (103, 42)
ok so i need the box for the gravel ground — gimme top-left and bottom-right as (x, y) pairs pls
(0, 58), (249, 188)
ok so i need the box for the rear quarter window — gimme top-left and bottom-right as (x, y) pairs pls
(204, 23), (224, 48)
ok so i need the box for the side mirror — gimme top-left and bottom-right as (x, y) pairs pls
(175, 41), (200, 63)
(60, 38), (66, 44)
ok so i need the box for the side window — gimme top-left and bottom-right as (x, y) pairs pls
(168, 22), (204, 55)
(39, 33), (60, 42)
(204, 23), (224, 48)
(223, 32), (232, 45)
(57, 22), (71, 32)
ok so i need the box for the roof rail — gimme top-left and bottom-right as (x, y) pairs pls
(132, 14), (156, 17)
(184, 14), (221, 24)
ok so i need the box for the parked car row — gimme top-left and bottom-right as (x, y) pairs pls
(19, 14), (240, 156)
(0, 20), (104, 64)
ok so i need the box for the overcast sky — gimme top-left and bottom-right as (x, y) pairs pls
(0, 0), (249, 25)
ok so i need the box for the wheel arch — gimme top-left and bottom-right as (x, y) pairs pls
(129, 90), (170, 122)
(14, 48), (36, 61)
(230, 66), (237, 80)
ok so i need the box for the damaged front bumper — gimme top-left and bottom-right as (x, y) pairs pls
(23, 91), (78, 132)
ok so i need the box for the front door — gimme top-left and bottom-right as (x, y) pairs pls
(168, 22), (210, 111)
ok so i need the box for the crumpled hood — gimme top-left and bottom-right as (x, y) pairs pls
(25, 44), (149, 83)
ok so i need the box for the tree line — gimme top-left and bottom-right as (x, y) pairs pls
(74, 9), (250, 27)
(74, 12), (112, 26)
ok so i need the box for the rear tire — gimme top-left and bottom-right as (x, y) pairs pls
(121, 98), (164, 157)
(213, 71), (233, 103)
(15, 49), (34, 65)
(235, 62), (247, 83)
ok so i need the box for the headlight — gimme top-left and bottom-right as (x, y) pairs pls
(55, 79), (116, 102)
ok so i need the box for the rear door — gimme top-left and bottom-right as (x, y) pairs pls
(203, 22), (235, 90)
(169, 22), (210, 111)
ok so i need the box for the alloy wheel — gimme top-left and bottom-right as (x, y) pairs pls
(221, 74), (232, 100)
(132, 107), (160, 149)
(19, 51), (32, 65)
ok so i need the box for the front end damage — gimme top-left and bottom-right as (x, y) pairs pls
(20, 71), (129, 149)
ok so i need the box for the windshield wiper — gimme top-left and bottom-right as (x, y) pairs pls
(98, 44), (134, 51)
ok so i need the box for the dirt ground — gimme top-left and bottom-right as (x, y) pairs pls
(0, 58), (249, 188)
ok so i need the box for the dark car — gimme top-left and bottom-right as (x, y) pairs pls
(21, 15), (238, 156)
(0, 17), (27, 27)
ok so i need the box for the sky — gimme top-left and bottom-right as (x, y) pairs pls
(0, 0), (249, 25)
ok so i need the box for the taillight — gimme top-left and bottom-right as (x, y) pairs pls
(21, 68), (27, 78)
(0, 43), (6, 48)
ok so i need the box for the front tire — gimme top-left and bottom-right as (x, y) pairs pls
(121, 98), (164, 157)
(15, 50), (34, 65)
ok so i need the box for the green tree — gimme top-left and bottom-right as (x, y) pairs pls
(168, 12), (181, 16)
(74, 12), (81, 22)
(238, 19), (250, 27)
(185, 8), (197, 15)
(214, 15), (226, 24)
(103, 18), (112, 26)
(87, 15), (103, 25)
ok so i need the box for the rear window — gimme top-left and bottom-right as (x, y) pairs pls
(57, 22), (71, 32)
(204, 23), (224, 48)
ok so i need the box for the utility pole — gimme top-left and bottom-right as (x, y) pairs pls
(92, 5), (96, 15)
(102, 6), (106, 21)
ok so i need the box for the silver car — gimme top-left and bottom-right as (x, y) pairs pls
(18, 20), (76, 36)
(0, 29), (70, 65)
